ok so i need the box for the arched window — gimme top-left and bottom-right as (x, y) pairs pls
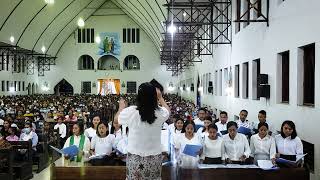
(97, 55), (120, 70)
(78, 55), (94, 70)
(123, 55), (140, 70)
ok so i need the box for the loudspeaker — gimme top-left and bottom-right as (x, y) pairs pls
(258, 74), (268, 85)
(208, 87), (213, 93)
(257, 85), (270, 98)
(208, 81), (213, 87)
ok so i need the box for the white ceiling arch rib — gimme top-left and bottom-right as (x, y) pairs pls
(0, 0), (167, 56)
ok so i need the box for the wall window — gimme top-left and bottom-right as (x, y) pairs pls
(6, 81), (9, 91)
(252, 59), (260, 100)
(81, 81), (91, 94)
(242, 62), (249, 99)
(78, 55), (94, 70)
(127, 81), (137, 93)
(214, 70), (218, 95)
(22, 81), (25, 91)
(77, 28), (94, 43)
(123, 28), (140, 43)
(219, 69), (222, 96)
(235, 64), (240, 98)
(18, 81), (21, 91)
(278, 51), (289, 103)
(98, 55), (120, 70)
(1, 81), (4, 91)
(298, 43), (315, 106)
(123, 55), (140, 70)
(223, 68), (228, 96)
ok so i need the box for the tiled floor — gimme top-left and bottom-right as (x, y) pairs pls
(31, 158), (63, 180)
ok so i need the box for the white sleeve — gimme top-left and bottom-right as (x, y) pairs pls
(295, 137), (304, 155)
(84, 129), (89, 138)
(243, 135), (251, 158)
(61, 124), (67, 138)
(156, 106), (170, 123)
(63, 137), (70, 149)
(118, 107), (133, 126)
(269, 137), (276, 159)
(250, 136), (255, 157)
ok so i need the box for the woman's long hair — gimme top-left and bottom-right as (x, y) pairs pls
(136, 82), (158, 124)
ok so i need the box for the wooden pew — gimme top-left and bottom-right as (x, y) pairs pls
(34, 133), (50, 173)
(9, 140), (34, 180)
(0, 149), (14, 180)
(51, 165), (309, 180)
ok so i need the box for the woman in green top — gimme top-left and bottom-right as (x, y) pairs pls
(63, 123), (91, 162)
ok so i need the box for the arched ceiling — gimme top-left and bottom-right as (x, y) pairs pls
(0, 0), (167, 57)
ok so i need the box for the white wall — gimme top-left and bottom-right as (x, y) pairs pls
(37, 5), (174, 94)
(178, 1), (320, 179)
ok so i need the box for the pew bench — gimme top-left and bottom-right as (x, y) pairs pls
(0, 149), (14, 180)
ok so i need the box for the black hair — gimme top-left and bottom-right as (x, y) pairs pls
(240, 109), (248, 114)
(90, 115), (101, 128)
(110, 118), (122, 135)
(96, 121), (109, 138)
(220, 111), (228, 117)
(198, 108), (207, 113)
(207, 124), (218, 131)
(202, 116), (213, 132)
(181, 120), (196, 133)
(258, 122), (269, 130)
(136, 82), (158, 124)
(174, 118), (184, 132)
(259, 110), (266, 116)
(150, 79), (164, 93)
(173, 114), (181, 119)
(227, 121), (238, 130)
(280, 120), (297, 139)
(73, 122), (84, 135)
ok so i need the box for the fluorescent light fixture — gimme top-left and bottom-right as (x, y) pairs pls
(9, 36), (14, 43)
(45, 0), (54, 4)
(42, 86), (49, 91)
(183, 12), (187, 17)
(77, 18), (85, 28)
(186, 87), (191, 91)
(179, 87), (183, 91)
(168, 24), (177, 34)
(41, 46), (46, 53)
(95, 36), (101, 44)
(198, 86), (203, 92)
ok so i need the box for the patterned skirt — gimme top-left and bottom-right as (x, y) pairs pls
(126, 153), (162, 180)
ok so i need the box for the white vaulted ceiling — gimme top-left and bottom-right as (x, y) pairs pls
(0, 0), (167, 56)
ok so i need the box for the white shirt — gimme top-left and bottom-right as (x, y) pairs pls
(174, 133), (202, 168)
(253, 120), (275, 135)
(250, 134), (276, 159)
(236, 119), (252, 129)
(223, 133), (251, 161)
(91, 134), (115, 155)
(116, 135), (128, 154)
(196, 127), (208, 139)
(215, 121), (228, 133)
(118, 106), (170, 156)
(161, 129), (169, 153)
(113, 129), (123, 146)
(193, 118), (204, 126)
(63, 135), (91, 158)
(54, 123), (67, 138)
(275, 134), (303, 157)
(201, 136), (224, 160)
(84, 127), (96, 139)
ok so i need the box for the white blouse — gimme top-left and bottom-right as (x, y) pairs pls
(275, 134), (303, 157)
(84, 127), (96, 139)
(196, 128), (208, 139)
(215, 121), (228, 134)
(91, 134), (115, 155)
(118, 106), (170, 156)
(223, 133), (251, 161)
(250, 134), (276, 159)
(174, 133), (202, 168)
(201, 136), (224, 160)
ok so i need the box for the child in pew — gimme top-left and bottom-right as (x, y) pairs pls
(63, 123), (90, 164)
(196, 116), (213, 139)
(252, 110), (275, 136)
(275, 120), (303, 167)
(200, 124), (224, 164)
(89, 121), (115, 166)
(20, 122), (38, 151)
(174, 120), (202, 168)
(6, 126), (19, 142)
(250, 122), (276, 165)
